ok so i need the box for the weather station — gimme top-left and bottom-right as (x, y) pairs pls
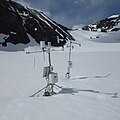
(26, 41), (63, 97)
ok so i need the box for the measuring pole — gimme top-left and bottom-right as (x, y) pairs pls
(66, 40), (73, 79)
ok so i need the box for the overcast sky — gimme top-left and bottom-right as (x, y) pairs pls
(14, 0), (120, 27)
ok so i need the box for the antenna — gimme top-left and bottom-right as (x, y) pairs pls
(65, 40), (81, 79)
(27, 41), (62, 97)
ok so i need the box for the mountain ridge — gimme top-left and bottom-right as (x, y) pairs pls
(0, 0), (74, 47)
(82, 15), (120, 32)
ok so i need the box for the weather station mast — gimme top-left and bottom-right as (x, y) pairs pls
(65, 39), (81, 79)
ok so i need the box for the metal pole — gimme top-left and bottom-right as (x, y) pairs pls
(48, 48), (51, 67)
(66, 40), (72, 79)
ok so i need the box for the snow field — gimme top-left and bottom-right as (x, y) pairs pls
(0, 49), (120, 120)
(0, 29), (120, 120)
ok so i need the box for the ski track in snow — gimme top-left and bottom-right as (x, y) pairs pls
(0, 30), (120, 120)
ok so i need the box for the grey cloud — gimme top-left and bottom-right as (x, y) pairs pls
(15, 0), (31, 7)
(14, 0), (120, 28)
(75, 0), (106, 6)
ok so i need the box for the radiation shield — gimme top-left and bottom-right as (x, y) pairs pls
(49, 72), (58, 84)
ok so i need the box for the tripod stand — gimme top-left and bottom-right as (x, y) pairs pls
(30, 83), (62, 97)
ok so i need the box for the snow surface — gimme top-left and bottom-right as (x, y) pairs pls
(0, 30), (120, 120)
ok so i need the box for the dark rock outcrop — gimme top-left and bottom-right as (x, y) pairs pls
(0, 0), (74, 47)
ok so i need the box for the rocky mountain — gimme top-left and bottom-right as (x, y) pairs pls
(0, 0), (74, 47)
(82, 15), (120, 32)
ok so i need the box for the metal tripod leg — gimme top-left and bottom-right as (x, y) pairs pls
(53, 83), (62, 89)
(30, 84), (49, 97)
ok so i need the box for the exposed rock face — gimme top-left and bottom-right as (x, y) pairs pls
(82, 15), (120, 32)
(0, 0), (74, 47)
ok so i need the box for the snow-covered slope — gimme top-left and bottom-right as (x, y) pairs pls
(0, 29), (120, 120)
